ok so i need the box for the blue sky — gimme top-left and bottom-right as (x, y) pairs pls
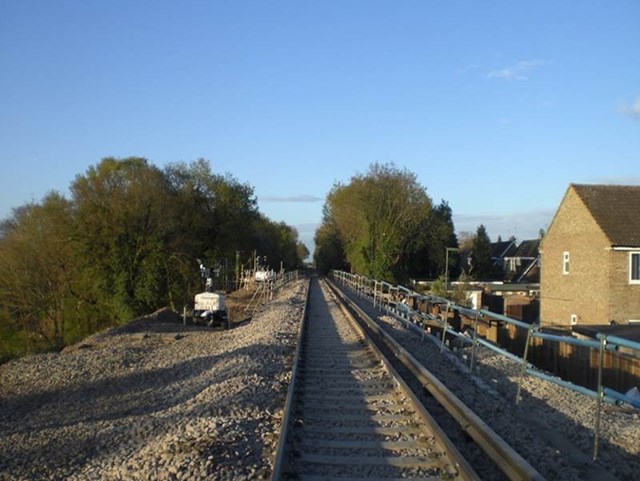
(1, 1), (639, 252)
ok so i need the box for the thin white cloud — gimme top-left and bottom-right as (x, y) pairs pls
(620, 98), (640, 120)
(259, 194), (323, 203)
(487, 59), (552, 81)
(453, 209), (554, 241)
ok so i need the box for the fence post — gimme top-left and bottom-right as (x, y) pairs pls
(516, 323), (535, 404)
(440, 302), (450, 353)
(593, 335), (606, 460)
(469, 311), (481, 372)
(373, 280), (378, 308)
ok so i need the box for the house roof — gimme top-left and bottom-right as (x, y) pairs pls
(490, 240), (517, 259)
(514, 258), (540, 283)
(512, 239), (540, 258)
(573, 184), (640, 247)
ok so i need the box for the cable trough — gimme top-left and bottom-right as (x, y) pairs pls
(272, 277), (479, 480)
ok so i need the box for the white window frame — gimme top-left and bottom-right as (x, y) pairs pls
(630, 252), (640, 284)
(563, 251), (570, 275)
(570, 314), (578, 325)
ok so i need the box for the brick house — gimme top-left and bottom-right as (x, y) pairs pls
(540, 184), (640, 327)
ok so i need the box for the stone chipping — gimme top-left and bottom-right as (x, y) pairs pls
(354, 297), (640, 481)
(2, 277), (639, 481)
(0, 280), (307, 481)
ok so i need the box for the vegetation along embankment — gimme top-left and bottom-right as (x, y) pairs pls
(0, 157), (308, 361)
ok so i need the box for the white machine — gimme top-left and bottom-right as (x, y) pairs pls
(192, 260), (230, 329)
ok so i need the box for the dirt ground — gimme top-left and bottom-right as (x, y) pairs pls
(224, 286), (258, 323)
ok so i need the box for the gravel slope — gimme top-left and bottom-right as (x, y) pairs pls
(347, 291), (640, 481)
(0, 280), (307, 481)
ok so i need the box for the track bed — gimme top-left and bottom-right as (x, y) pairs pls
(277, 278), (477, 480)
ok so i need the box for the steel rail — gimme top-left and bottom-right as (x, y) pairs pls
(328, 279), (480, 481)
(270, 276), (311, 481)
(328, 278), (546, 481)
(272, 277), (480, 481)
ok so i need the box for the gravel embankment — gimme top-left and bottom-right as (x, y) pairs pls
(0, 280), (307, 481)
(351, 294), (640, 481)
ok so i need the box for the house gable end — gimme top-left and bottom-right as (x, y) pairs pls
(573, 184), (640, 248)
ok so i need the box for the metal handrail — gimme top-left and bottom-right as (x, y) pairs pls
(329, 269), (640, 461)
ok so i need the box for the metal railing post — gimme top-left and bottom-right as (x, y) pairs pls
(440, 303), (450, 353)
(516, 323), (535, 404)
(593, 335), (606, 460)
(469, 311), (480, 372)
(373, 280), (378, 308)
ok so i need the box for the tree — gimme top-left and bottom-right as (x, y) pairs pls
(296, 242), (310, 265)
(0, 156), (311, 359)
(323, 163), (432, 282)
(163, 159), (259, 298)
(470, 224), (495, 280)
(0, 193), (83, 351)
(404, 200), (458, 280)
(71, 157), (173, 321)
(313, 220), (347, 274)
(251, 216), (304, 271)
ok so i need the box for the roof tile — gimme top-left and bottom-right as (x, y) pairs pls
(572, 184), (640, 247)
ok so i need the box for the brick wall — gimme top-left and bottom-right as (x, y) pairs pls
(609, 250), (640, 323)
(541, 186), (611, 326)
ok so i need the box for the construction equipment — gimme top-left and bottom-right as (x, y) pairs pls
(192, 259), (230, 329)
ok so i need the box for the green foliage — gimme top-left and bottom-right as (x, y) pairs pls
(0, 193), (83, 351)
(0, 157), (302, 359)
(313, 220), (347, 274)
(296, 242), (310, 264)
(71, 157), (172, 321)
(403, 200), (458, 280)
(252, 216), (306, 271)
(430, 275), (447, 298)
(451, 272), (473, 307)
(470, 224), (496, 280)
(321, 162), (432, 282)
(428, 273), (471, 307)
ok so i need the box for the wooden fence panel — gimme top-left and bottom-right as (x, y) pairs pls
(498, 323), (640, 393)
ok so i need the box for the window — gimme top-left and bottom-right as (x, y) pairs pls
(570, 314), (578, 325)
(563, 251), (570, 275)
(630, 252), (640, 284)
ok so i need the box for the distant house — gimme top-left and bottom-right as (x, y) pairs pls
(503, 239), (541, 283)
(488, 238), (540, 283)
(540, 184), (640, 327)
(490, 239), (517, 269)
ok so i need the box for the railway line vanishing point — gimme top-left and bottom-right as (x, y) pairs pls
(272, 277), (480, 480)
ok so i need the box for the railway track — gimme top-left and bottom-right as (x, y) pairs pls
(272, 276), (480, 480)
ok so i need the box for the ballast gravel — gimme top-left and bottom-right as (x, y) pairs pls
(349, 294), (640, 481)
(0, 280), (307, 481)
(3, 278), (638, 481)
